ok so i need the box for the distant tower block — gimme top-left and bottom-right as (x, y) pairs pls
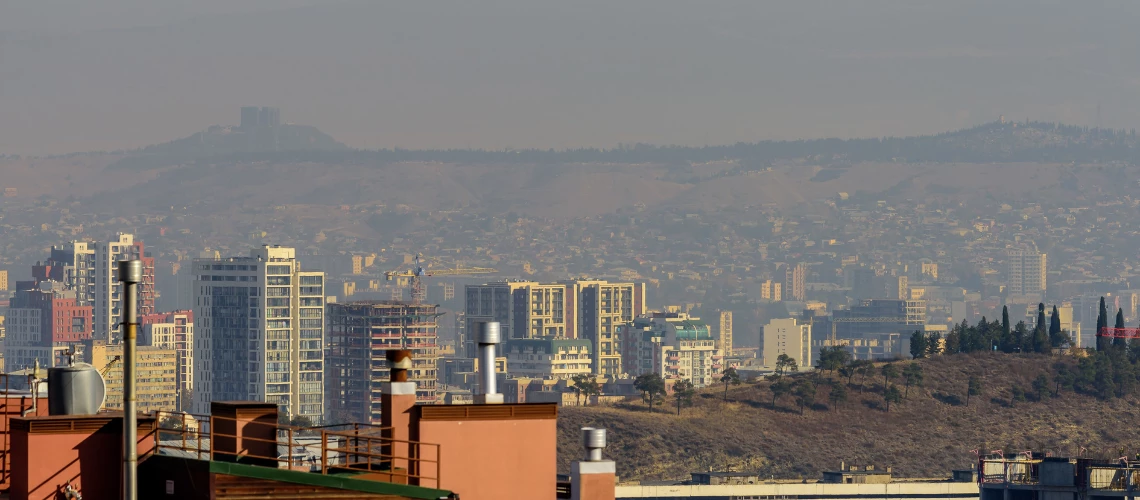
(719, 310), (733, 355)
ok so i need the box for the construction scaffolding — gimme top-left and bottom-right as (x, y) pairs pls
(326, 301), (443, 426)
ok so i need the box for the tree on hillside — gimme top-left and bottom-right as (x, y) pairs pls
(856, 361), (875, 393)
(793, 380), (817, 415)
(774, 354), (798, 378)
(720, 366), (741, 401)
(1033, 303), (1049, 353)
(839, 363), (856, 385)
(571, 373), (592, 406)
(926, 331), (943, 357)
(883, 385), (902, 412)
(881, 363), (899, 390)
(635, 373), (667, 412)
(1115, 308), (1128, 349)
(910, 331), (928, 359)
(945, 327), (961, 354)
(1010, 385), (1026, 407)
(829, 382), (848, 411)
(1012, 321), (1029, 353)
(1096, 297), (1109, 352)
(673, 379), (696, 415)
(1032, 374), (1050, 401)
(1001, 306), (1011, 349)
(579, 376), (602, 406)
(769, 378), (792, 407)
(902, 363), (924, 398)
(967, 375), (983, 406)
(1053, 363), (1075, 396)
(1049, 306), (1066, 348)
(816, 346), (852, 378)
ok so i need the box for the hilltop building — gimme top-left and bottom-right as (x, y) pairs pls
(192, 245), (325, 423)
(762, 318), (812, 369)
(325, 300), (441, 425)
(503, 338), (593, 379)
(622, 310), (723, 387)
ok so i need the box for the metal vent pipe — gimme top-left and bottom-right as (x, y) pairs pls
(478, 322), (501, 396)
(581, 427), (606, 462)
(119, 259), (142, 500)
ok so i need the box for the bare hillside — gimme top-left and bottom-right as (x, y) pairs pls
(557, 353), (1139, 483)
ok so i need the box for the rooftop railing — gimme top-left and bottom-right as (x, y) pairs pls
(155, 411), (442, 488)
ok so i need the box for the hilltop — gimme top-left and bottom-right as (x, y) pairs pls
(556, 353), (1140, 483)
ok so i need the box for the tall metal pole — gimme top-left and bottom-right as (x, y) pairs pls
(118, 260), (142, 500)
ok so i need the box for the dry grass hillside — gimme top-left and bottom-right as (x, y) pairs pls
(557, 353), (1140, 483)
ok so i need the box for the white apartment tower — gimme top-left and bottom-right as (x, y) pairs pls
(193, 245), (325, 422)
(1007, 245), (1047, 297)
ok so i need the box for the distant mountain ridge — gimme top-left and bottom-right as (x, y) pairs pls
(107, 122), (348, 170)
(109, 120), (1140, 172)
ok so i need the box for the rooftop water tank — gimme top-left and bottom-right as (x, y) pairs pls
(47, 363), (106, 415)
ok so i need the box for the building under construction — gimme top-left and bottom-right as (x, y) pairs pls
(325, 300), (441, 425)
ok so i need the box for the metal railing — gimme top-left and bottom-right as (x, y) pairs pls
(1087, 466), (1140, 491)
(154, 411), (441, 488)
(979, 459), (1040, 485)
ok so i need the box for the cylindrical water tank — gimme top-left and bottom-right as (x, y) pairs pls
(48, 363), (106, 415)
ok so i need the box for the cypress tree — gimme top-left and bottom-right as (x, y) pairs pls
(1034, 303), (1049, 353)
(1115, 308), (1127, 348)
(1097, 297), (1109, 351)
(1001, 306), (1011, 350)
(1049, 305), (1064, 347)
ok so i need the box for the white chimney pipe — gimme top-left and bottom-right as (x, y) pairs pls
(478, 322), (501, 397)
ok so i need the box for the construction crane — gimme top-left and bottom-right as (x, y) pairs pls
(385, 254), (498, 303)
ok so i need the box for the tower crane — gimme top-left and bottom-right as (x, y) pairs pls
(385, 254), (498, 303)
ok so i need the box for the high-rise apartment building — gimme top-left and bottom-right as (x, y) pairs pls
(0, 270), (8, 292)
(784, 263), (807, 302)
(622, 311), (722, 387)
(93, 234), (155, 341)
(718, 311), (733, 355)
(762, 318), (812, 369)
(87, 341), (177, 413)
(463, 280), (645, 376)
(325, 301), (440, 425)
(1007, 246), (1047, 297)
(142, 310), (194, 410)
(192, 245), (325, 422)
(563, 280), (645, 377)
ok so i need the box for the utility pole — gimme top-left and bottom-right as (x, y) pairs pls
(119, 260), (142, 500)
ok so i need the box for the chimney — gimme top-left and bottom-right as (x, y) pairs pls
(382, 349), (417, 472)
(475, 322), (503, 404)
(571, 427), (615, 500)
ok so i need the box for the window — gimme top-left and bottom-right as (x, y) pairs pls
(266, 265), (291, 275)
(300, 276), (323, 285)
(267, 276), (291, 286)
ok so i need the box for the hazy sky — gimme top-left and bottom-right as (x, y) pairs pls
(2, 0), (1139, 155)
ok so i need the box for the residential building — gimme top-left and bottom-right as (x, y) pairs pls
(87, 340), (178, 413)
(920, 259), (939, 281)
(503, 338), (592, 379)
(1007, 245), (1047, 297)
(325, 300), (440, 425)
(762, 318), (812, 369)
(463, 281), (570, 346)
(563, 279), (646, 377)
(718, 310), (733, 355)
(463, 279), (646, 376)
(821, 299), (927, 341)
(623, 311), (723, 387)
(141, 310), (194, 410)
(92, 233), (155, 341)
(760, 280), (782, 302)
(5, 283), (92, 370)
(0, 270), (7, 292)
(192, 245), (325, 422)
(784, 263), (806, 302)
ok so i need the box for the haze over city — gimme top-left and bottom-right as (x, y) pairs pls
(4, 0), (1140, 155)
(5, 2), (1140, 500)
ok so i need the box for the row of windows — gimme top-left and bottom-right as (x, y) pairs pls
(201, 275), (258, 282)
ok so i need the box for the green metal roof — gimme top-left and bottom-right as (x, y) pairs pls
(209, 461), (454, 499)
